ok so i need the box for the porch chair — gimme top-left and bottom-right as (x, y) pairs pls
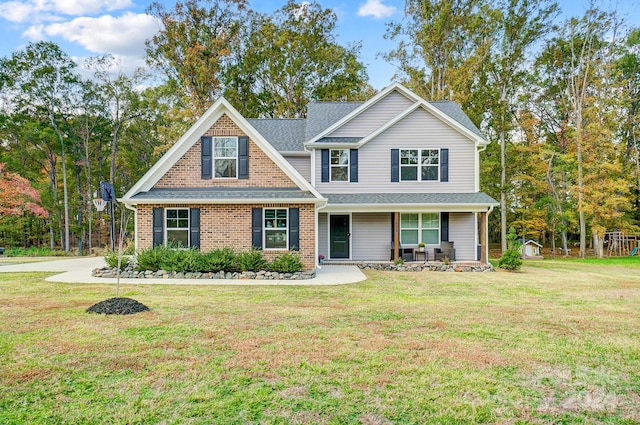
(434, 241), (455, 261)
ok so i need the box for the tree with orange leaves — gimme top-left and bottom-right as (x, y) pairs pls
(0, 163), (48, 219)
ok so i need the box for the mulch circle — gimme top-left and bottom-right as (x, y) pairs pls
(86, 297), (150, 315)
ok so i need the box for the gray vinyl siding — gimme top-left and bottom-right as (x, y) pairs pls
(318, 213), (328, 258)
(315, 107), (477, 193)
(449, 212), (477, 261)
(351, 213), (391, 261)
(329, 91), (415, 138)
(284, 155), (311, 182)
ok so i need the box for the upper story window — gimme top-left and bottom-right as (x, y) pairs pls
(400, 149), (439, 181)
(214, 137), (237, 178)
(330, 149), (349, 182)
(166, 208), (189, 247)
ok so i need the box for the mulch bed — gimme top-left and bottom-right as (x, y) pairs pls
(86, 297), (150, 315)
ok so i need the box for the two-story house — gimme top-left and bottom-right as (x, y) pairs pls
(122, 83), (498, 270)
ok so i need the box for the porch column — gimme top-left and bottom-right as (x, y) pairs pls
(480, 211), (487, 264)
(393, 211), (400, 260)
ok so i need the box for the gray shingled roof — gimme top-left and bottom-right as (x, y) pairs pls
(246, 98), (484, 151)
(316, 137), (362, 144)
(130, 187), (318, 202)
(324, 192), (498, 205)
(429, 101), (484, 139)
(305, 101), (363, 140)
(247, 119), (306, 152)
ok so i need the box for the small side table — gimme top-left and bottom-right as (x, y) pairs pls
(414, 250), (427, 262)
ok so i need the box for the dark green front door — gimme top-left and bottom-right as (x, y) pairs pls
(330, 215), (350, 259)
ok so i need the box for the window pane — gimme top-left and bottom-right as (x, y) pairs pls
(421, 166), (438, 181)
(422, 229), (439, 245)
(167, 229), (189, 248)
(400, 149), (418, 164)
(401, 166), (417, 181)
(401, 213), (418, 228)
(177, 210), (188, 219)
(214, 138), (237, 157)
(331, 166), (348, 181)
(421, 149), (439, 165)
(215, 158), (237, 178)
(265, 229), (287, 249)
(265, 209), (275, 219)
(331, 150), (349, 165)
(401, 229), (418, 244)
(422, 213), (439, 228)
(167, 210), (177, 219)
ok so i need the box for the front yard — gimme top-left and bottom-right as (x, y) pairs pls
(1, 259), (639, 424)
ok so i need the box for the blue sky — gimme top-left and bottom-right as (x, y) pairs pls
(0, 0), (638, 89)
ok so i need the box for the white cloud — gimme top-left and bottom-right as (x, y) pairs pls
(42, 12), (159, 57)
(0, 0), (132, 23)
(357, 0), (397, 19)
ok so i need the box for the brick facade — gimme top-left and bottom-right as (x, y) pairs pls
(154, 114), (297, 189)
(136, 203), (316, 270)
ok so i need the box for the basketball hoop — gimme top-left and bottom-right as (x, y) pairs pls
(93, 198), (108, 212)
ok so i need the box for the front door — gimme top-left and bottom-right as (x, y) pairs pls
(330, 215), (350, 259)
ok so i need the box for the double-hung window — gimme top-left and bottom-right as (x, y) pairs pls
(214, 137), (237, 178)
(400, 213), (440, 245)
(400, 149), (439, 181)
(166, 208), (189, 247)
(330, 149), (349, 181)
(264, 208), (288, 249)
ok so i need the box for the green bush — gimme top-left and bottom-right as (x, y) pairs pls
(173, 248), (206, 273)
(135, 245), (175, 271)
(498, 227), (523, 271)
(269, 252), (303, 273)
(235, 248), (268, 272)
(202, 248), (237, 272)
(3, 247), (71, 257)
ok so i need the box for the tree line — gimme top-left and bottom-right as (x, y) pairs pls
(0, 0), (638, 258)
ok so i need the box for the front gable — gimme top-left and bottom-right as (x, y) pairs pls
(154, 114), (297, 189)
(122, 98), (323, 203)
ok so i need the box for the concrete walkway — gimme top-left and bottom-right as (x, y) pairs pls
(0, 257), (367, 286)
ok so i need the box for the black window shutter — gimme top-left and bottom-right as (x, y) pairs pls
(440, 148), (449, 182)
(152, 207), (164, 247)
(441, 212), (449, 242)
(391, 149), (399, 182)
(238, 136), (249, 179)
(349, 149), (358, 182)
(189, 208), (200, 249)
(201, 136), (212, 180)
(251, 207), (262, 249)
(321, 149), (329, 182)
(289, 208), (300, 251)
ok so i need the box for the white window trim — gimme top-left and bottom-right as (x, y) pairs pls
(400, 212), (440, 246)
(329, 149), (349, 182)
(263, 208), (289, 250)
(165, 207), (190, 248)
(399, 148), (440, 182)
(213, 136), (238, 179)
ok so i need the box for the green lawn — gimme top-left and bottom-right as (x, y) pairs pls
(1, 259), (639, 424)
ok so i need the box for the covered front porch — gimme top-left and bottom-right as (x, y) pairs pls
(317, 210), (492, 265)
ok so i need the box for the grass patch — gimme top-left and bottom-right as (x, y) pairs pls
(1, 261), (640, 423)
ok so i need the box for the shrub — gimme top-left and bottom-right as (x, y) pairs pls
(173, 248), (206, 273)
(135, 245), (175, 271)
(269, 252), (303, 273)
(498, 227), (523, 271)
(235, 248), (268, 272)
(202, 248), (237, 272)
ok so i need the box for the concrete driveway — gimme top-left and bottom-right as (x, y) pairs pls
(0, 257), (366, 286)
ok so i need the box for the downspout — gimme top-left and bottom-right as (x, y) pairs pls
(315, 199), (328, 269)
(123, 202), (138, 252)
